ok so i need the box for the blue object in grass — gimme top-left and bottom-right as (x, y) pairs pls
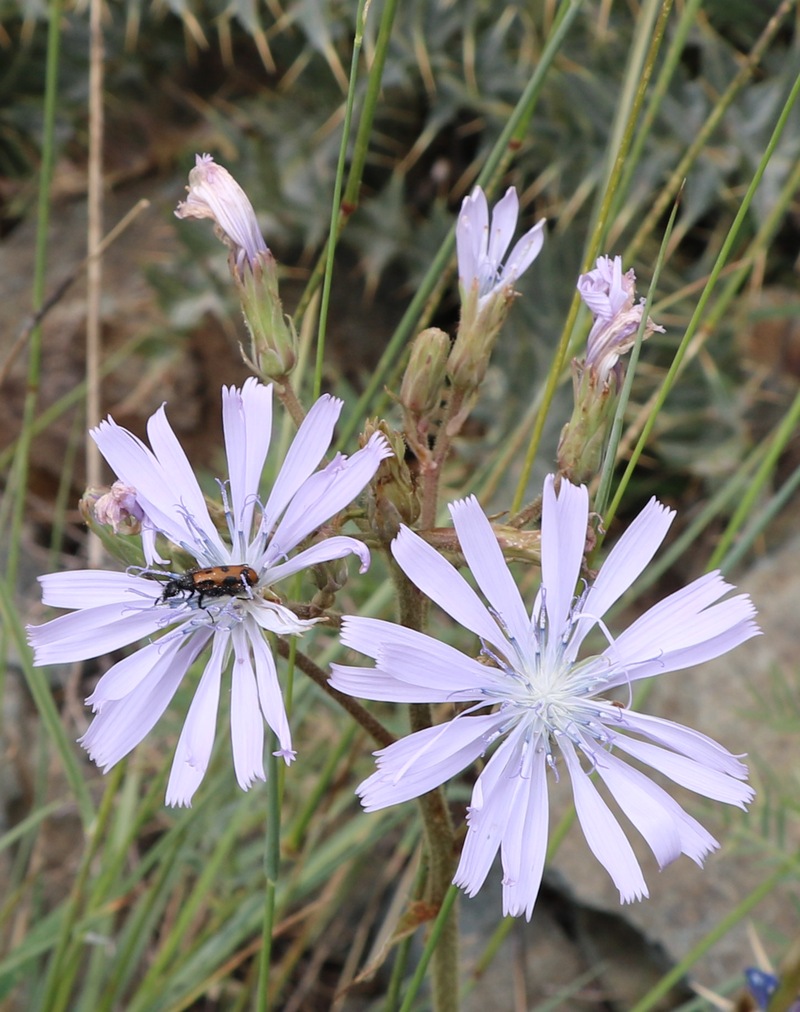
(745, 967), (800, 1012)
(745, 968), (778, 1009)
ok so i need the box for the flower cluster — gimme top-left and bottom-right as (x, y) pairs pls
(28, 380), (390, 806)
(28, 172), (761, 926)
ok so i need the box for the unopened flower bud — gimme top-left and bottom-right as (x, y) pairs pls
(234, 251), (297, 379)
(400, 327), (450, 423)
(309, 557), (350, 611)
(361, 421), (420, 543)
(556, 361), (619, 485)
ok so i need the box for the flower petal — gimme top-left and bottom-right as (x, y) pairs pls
(247, 621), (293, 757)
(333, 617), (504, 702)
(578, 256), (627, 319)
(602, 574), (759, 686)
(456, 187), (489, 289)
(146, 406), (226, 558)
(230, 623), (266, 790)
(536, 475), (589, 641)
(501, 218), (546, 288)
(377, 641), (507, 701)
(166, 634), (228, 807)
(357, 713), (503, 811)
(247, 598), (317, 637)
(86, 627), (201, 704)
(592, 747), (718, 868)
(261, 394), (342, 534)
(455, 725), (550, 920)
(449, 496), (531, 651)
(391, 525), (509, 652)
(561, 737), (648, 903)
(455, 731), (524, 899)
(608, 709), (749, 777)
(223, 379), (272, 549)
(266, 433), (391, 561)
(79, 631), (209, 770)
(610, 732), (754, 808)
(91, 417), (192, 550)
(28, 604), (168, 665)
(91, 409), (226, 560)
(486, 187), (519, 268)
(573, 496), (675, 652)
(497, 741), (549, 920)
(330, 664), (432, 702)
(37, 570), (162, 609)
(337, 616), (508, 697)
(265, 536), (371, 585)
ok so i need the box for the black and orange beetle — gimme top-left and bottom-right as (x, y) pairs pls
(160, 564), (259, 608)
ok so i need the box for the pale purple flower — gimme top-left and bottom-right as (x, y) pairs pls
(578, 255), (664, 381)
(577, 255), (634, 321)
(331, 475), (759, 919)
(28, 379), (392, 806)
(93, 481), (144, 532)
(175, 153), (268, 271)
(456, 186), (545, 309)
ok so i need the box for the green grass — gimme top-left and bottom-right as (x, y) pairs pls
(1, 0), (800, 1009)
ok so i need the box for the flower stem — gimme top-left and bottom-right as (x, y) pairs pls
(273, 375), (306, 428)
(398, 885), (459, 1012)
(335, 0), (584, 453)
(255, 745), (281, 1012)
(512, 0), (672, 514)
(396, 568), (459, 1012)
(419, 385), (466, 530)
(313, 0), (369, 400)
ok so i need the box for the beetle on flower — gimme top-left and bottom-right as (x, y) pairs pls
(331, 475), (759, 920)
(28, 379), (391, 806)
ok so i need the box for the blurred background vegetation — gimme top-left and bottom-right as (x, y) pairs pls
(1, 0), (799, 1008)
(2, 0), (797, 521)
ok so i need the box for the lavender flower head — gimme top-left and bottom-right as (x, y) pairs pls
(331, 476), (759, 919)
(28, 380), (391, 806)
(456, 186), (545, 310)
(448, 187), (545, 394)
(578, 255), (664, 381)
(175, 153), (268, 272)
